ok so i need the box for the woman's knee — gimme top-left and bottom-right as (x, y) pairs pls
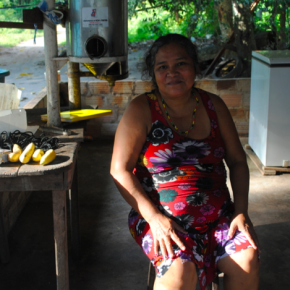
(154, 258), (198, 290)
(218, 248), (259, 275)
(219, 248), (259, 290)
(240, 248), (260, 274)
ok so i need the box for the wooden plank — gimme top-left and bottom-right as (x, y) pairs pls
(63, 144), (78, 190)
(23, 88), (47, 110)
(17, 142), (78, 176)
(0, 21), (43, 29)
(57, 128), (84, 143)
(245, 144), (290, 174)
(244, 145), (276, 175)
(23, 8), (43, 23)
(0, 194), (10, 263)
(0, 83), (20, 110)
(0, 173), (65, 191)
(37, 128), (84, 143)
(0, 163), (21, 178)
(69, 160), (80, 260)
(263, 165), (290, 173)
(52, 190), (69, 290)
(53, 57), (69, 71)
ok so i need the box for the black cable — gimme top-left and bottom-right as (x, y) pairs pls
(0, 130), (59, 152)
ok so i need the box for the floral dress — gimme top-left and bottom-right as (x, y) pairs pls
(128, 89), (252, 290)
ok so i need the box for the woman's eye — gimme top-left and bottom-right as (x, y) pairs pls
(178, 62), (186, 66)
(158, 65), (167, 70)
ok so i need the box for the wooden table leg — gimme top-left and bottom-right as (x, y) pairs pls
(52, 190), (69, 290)
(69, 161), (80, 260)
(0, 193), (10, 264)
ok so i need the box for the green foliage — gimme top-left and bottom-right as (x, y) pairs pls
(0, 1), (43, 46)
(128, 9), (182, 42)
(1, 0), (290, 47)
(129, 0), (290, 48)
(128, 0), (220, 43)
(254, 0), (289, 33)
(0, 28), (43, 47)
(0, 0), (39, 22)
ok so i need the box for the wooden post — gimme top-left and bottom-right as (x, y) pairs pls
(0, 194), (10, 264)
(67, 62), (82, 110)
(69, 162), (80, 260)
(52, 190), (69, 290)
(147, 262), (155, 290)
(44, 0), (62, 127)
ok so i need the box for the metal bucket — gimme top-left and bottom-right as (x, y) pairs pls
(67, 0), (128, 85)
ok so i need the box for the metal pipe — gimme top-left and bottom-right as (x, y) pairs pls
(44, 0), (61, 127)
(67, 62), (81, 110)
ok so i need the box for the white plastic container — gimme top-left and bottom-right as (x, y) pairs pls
(0, 109), (27, 133)
(249, 50), (290, 167)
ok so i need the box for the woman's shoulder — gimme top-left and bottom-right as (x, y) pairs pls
(121, 92), (152, 131)
(126, 93), (150, 113)
(126, 91), (156, 114)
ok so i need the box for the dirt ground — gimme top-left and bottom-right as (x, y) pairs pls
(0, 27), (147, 108)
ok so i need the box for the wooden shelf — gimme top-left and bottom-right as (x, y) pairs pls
(244, 144), (290, 175)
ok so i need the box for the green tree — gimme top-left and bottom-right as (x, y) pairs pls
(129, 0), (220, 39)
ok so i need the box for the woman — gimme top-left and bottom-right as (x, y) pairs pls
(110, 34), (259, 290)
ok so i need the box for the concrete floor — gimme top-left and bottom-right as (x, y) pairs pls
(0, 138), (289, 290)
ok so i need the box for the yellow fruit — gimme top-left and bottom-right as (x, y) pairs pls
(8, 151), (22, 162)
(19, 143), (35, 164)
(32, 149), (45, 162)
(13, 144), (22, 153)
(8, 144), (22, 162)
(40, 149), (56, 165)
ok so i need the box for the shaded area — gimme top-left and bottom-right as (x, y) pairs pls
(0, 138), (289, 289)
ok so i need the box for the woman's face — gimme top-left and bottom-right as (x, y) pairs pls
(153, 43), (196, 98)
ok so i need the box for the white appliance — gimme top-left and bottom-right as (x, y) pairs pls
(249, 50), (290, 167)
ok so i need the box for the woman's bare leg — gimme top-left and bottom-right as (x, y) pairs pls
(153, 258), (198, 290)
(217, 248), (259, 290)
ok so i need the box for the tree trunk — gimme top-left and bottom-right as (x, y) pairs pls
(214, 0), (234, 42)
(270, 1), (278, 50)
(277, 3), (286, 50)
(232, 1), (257, 76)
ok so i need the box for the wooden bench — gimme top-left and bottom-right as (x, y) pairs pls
(0, 142), (80, 290)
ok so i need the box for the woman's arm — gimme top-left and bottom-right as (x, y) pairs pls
(110, 95), (186, 258)
(210, 93), (260, 251)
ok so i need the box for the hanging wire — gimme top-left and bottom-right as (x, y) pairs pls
(0, 130), (59, 152)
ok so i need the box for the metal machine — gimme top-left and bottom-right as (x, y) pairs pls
(42, 0), (128, 127)
(67, 0), (128, 87)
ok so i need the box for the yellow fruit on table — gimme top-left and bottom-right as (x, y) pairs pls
(32, 149), (45, 162)
(19, 143), (35, 164)
(40, 149), (56, 165)
(13, 144), (22, 153)
(8, 144), (22, 162)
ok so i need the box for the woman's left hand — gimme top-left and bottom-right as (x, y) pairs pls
(228, 212), (260, 252)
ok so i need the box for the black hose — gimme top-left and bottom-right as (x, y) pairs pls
(0, 130), (59, 152)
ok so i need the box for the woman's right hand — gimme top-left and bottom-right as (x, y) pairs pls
(148, 213), (188, 259)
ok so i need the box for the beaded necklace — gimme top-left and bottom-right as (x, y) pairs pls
(161, 93), (199, 135)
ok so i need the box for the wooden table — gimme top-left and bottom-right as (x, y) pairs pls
(0, 142), (80, 290)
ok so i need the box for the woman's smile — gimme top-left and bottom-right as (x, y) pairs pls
(167, 79), (183, 85)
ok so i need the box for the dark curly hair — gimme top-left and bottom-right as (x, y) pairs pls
(142, 34), (200, 89)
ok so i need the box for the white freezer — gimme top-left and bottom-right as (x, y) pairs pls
(249, 50), (290, 167)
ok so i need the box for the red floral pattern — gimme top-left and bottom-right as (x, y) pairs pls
(129, 89), (252, 289)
